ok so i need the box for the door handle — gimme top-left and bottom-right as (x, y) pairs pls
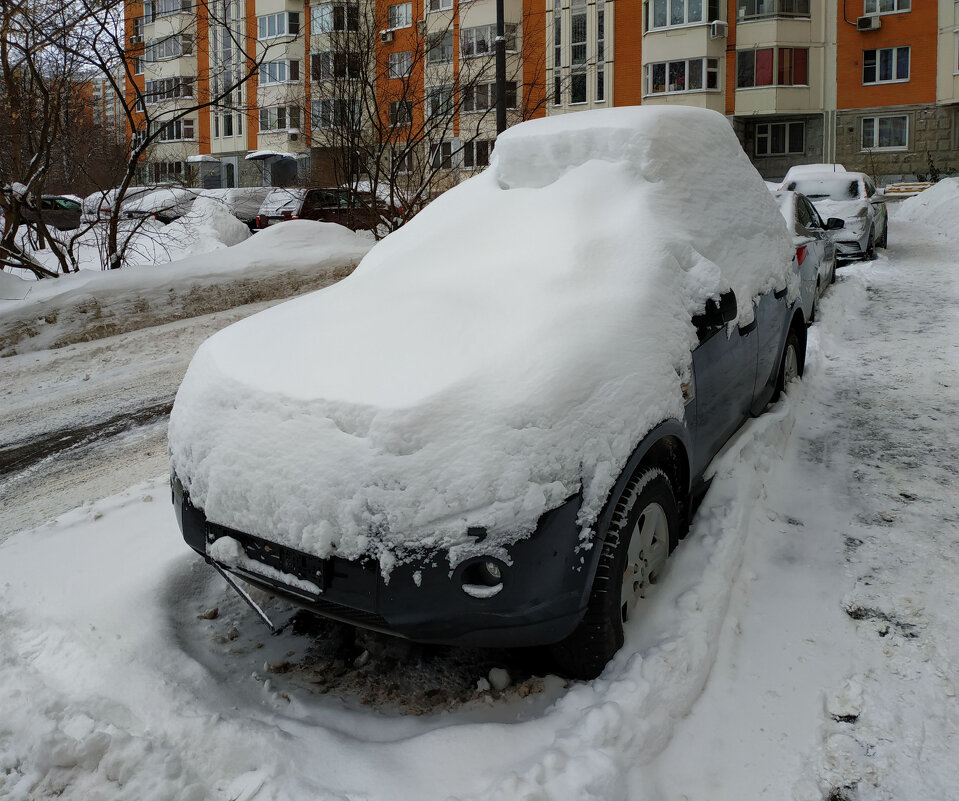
(738, 320), (757, 336)
(774, 287), (788, 300)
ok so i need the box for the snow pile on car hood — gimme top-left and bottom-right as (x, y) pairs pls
(897, 177), (959, 234)
(169, 106), (794, 572)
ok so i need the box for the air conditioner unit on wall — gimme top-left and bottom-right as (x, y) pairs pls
(857, 15), (881, 31)
(709, 20), (727, 39)
(380, 29), (394, 43)
(129, 34), (143, 45)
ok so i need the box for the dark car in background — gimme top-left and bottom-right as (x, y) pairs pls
(255, 187), (384, 231)
(22, 195), (82, 230)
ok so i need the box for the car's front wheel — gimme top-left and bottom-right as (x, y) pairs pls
(864, 228), (877, 260)
(549, 466), (679, 680)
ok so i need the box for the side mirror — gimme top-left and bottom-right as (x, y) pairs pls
(693, 290), (737, 334)
(826, 217), (845, 230)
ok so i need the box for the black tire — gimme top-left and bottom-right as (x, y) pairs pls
(808, 281), (819, 325)
(548, 467), (679, 680)
(771, 328), (803, 403)
(864, 229), (877, 260)
(878, 221), (888, 249)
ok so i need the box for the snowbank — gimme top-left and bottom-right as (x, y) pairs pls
(160, 196), (252, 255)
(0, 221), (372, 355)
(169, 106), (795, 571)
(896, 177), (959, 234)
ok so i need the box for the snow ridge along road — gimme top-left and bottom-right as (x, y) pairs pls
(0, 216), (957, 800)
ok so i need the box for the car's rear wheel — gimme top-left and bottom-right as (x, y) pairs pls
(548, 467), (678, 680)
(772, 329), (803, 403)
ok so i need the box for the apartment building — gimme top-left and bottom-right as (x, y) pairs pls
(123, 0), (959, 187)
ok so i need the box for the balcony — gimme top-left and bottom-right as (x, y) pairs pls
(736, 0), (809, 22)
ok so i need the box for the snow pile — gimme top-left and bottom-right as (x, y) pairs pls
(169, 106), (795, 571)
(0, 269), (31, 301)
(0, 221), (372, 355)
(896, 177), (959, 233)
(159, 196), (252, 256)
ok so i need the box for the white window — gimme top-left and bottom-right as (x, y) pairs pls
(463, 139), (492, 168)
(144, 77), (194, 104)
(429, 140), (452, 168)
(462, 81), (517, 112)
(134, 56), (144, 75)
(258, 11), (300, 39)
(596, 0), (605, 102)
(755, 121), (804, 156)
(310, 52), (361, 80)
(735, 0), (807, 20)
(426, 84), (453, 117)
(144, 34), (192, 61)
(428, 0), (453, 11)
(389, 99), (412, 125)
(864, 0), (909, 14)
(143, 0), (191, 22)
(427, 31), (453, 62)
(861, 115), (908, 150)
(460, 24), (517, 57)
(311, 3), (359, 32)
(863, 47), (909, 84)
(389, 51), (411, 77)
(259, 106), (300, 131)
(260, 60), (299, 84)
(311, 98), (360, 128)
(647, 57), (719, 94)
(388, 2), (412, 28)
(153, 118), (194, 141)
(651, 0), (722, 28)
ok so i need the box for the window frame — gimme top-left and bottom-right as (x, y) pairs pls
(754, 120), (805, 157)
(646, 57), (720, 95)
(735, 0), (810, 21)
(388, 2), (412, 28)
(427, 30), (454, 63)
(259, 105), (301, 132)
(427, 0), (453, 12)
(863, 0), (910, 15)
(649, 0), (723, 30)
(388, 50), (412, 78)
(861, 114), (909, 151)
(258, 11), (300, 40)
(460, 24), (517, 58)
(737, 46), (808, 88)
(461, 81), (517, 112)
(862, 46), (910, 85)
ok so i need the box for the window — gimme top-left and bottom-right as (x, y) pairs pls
(463, 139), (492, 168)
(552, 0), (561, 105)
(311, 52), (361, 79)
(428, 0), (453, 11)
(389, 51), (412, 77)
(260, 60), (299, 84)
(596, 0), (605, 101)
(259, 106), (300, 131)
(153, 118), (194, 141)
(737, 47), (808, 87)
(142, 161), (185, 184)
(389, 99), (412, 125)
(647, 57), (719, 93)
(864, 0), (909, 14)
(144, 34), (192, 61)
(258, 11), (300, 39)
(311, 3), (359, 33)
(649, 0), (722, 28)
(462, 81), (517, 112)
(863, 47), (909, 84)
(134, 56), (144, 75)
(222, 113), (233, 136)
(311, 98), (359, 128)
(861, 114), (908, 149)
(132, 17), (143, 38)
(428, 31), (454, 62)
(755, 121), (804, 156)
(143, 0), (191, 22)
(388, 2), (412, 27)
(429, 140), (452, 168)
(393, 148), (412, 173)
(736, 0), (809, 19)
(144, 77), (195, 104)
(426, 84), (453, 117)
(460, 24), (517, 57)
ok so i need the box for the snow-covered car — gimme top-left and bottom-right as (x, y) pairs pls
(169, 106), (806, 679)
(21, 195), (81, 230)
(781, 171), (888, 260)
(197, 187), (273, 230)
(122, 187), (197, 224)
(80, 186), (160, 223)
(255, 187), (385, 231)
(773, 190), (843, 324)
(781, 163), (846, 183)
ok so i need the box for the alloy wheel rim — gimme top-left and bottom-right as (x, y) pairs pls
(621, 502), (669, 622)
(784, 343), (799, 385)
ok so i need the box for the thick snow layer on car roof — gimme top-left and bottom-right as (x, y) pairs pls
(169, 106), (795, 572)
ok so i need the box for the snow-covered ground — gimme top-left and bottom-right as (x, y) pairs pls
(1, 206), (957, 800)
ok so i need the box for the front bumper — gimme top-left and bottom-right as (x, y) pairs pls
(172, 475), (598, 648)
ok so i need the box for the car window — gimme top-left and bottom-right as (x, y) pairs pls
(788, 177), (862, 201)
(796, 197), (815, 229)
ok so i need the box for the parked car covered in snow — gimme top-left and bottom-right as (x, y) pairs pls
(80, 186), (163, 223)
(773, 190), (843, 324)
(781, 171), (888, 260)
(122, 187), (197, 224)
(197, 187), (273, 230)
(781, 163), (846, 183)
(170, 106), (806, 679)
(21, 195), (82, 230)
(255, 187), (384, 231)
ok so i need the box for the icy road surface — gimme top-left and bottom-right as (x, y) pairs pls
(0, 216), (957, 801)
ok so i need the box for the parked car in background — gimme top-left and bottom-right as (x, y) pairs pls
(170, 106), (807, 680)
(81, 186), (165, 223)
(781, 163), (846, 183)
(21, 195), (82, 230)
(773, 190), (843, 324)
(781, 171), (888, 260)
(255, 187), (382, 231)
(122, 187), (197, 224)
(197, 187), (273, 230)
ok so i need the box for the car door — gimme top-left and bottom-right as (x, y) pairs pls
(689, 289), (759, 477)
(795, 195), (830, 296)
